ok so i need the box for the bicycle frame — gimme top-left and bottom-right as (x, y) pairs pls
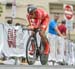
(30, 29), (40, 50)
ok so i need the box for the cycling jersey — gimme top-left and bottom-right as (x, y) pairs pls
(27, 8), (49, 31)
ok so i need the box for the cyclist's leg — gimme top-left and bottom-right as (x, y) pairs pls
(39, 30), (50, 55)
(29, 41), (35, 55)
(39, 17), (50, 55)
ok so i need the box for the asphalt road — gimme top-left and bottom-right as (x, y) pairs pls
(0, 60), (75, 69)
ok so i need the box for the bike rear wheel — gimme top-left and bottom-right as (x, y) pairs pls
(40, 41), (49, 65)
(26, 36), (37, 65)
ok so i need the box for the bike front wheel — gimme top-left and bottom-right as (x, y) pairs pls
(26, 36), (37, 65)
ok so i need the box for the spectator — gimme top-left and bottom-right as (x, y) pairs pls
(58, 20), (67, 36)
(15, 23), (21, 26)
(7, 20), (12, 25)
(48, 15), (66, 65)
(14, 23), (22, 30)
(48, 14), (63, 37)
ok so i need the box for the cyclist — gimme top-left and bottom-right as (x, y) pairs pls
(26, 5), (50, 55)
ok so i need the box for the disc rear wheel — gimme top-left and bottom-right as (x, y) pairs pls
(40, 41), (49, 65)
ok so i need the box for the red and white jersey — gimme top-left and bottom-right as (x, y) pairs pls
(27, 8), (49, 28)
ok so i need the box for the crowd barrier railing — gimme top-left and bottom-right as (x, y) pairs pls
(0, 23), (75, 65)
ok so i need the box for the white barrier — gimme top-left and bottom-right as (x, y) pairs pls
(0, 23), (30, 58)
(0, 24), (5, 53)
(47, 33), (75, 65)
(0, 23), (75, 65)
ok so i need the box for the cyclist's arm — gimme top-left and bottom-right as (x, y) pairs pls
(27, 15), (32, 26)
